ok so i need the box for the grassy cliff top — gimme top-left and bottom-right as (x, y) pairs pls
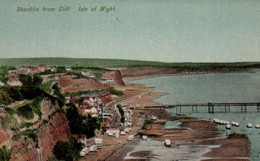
(0, 57), (260, 68)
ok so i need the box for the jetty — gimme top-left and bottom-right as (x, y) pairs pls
(144, 102), (260, 114)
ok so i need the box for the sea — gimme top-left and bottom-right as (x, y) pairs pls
(128, 70), (260, 161)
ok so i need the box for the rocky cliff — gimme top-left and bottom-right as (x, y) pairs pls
(38, 112), (71, 161)
(101, 70), (125, 86)
(0, 114), (13, 148)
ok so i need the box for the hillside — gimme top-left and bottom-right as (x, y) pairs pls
(0, 58), (260, 68)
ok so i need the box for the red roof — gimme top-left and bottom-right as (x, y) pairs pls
(71, 134), (86, 140)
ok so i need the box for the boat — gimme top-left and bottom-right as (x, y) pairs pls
(226, 124), (231, 130)
(255, 124), (260, 129)
(247, 123), (252, 128)
(142, 135), (147, 140)
(164, 139), (171, 147)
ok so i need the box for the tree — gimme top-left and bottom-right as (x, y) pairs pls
(32, 74), (43, 86)
(56, 66), (66, 73)
(53, 138), (82, 161)
(0, 145), (12, 161)
(19, 74), (33, 87)
(65, 104), (100, 138)
(0, 90), (13, 105)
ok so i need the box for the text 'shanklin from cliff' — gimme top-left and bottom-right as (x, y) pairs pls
(16, 6), (116, 13)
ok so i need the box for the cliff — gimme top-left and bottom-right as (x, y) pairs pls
(38, 112), (71, 161)
(0, 114), (13, 148)
(101, 70), (125, 86)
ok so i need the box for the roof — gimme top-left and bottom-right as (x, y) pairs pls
(71, 134), (86, 140)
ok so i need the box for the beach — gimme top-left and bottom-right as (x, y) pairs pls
(80, 75), (251, 161)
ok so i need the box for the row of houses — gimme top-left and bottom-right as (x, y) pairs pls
(67, 91), (114, 117)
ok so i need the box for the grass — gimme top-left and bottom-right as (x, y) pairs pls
(40, 79), (54, 94)
(0, 58), (260, 68)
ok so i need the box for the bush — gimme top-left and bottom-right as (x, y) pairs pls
(107, 87), (123, 96)
(53, 138), (83, 161)
(17, 105), (34, 120)
(117, 104), (125, 123)
(0, 145), (12, 161)
(142, 119), (153, 129)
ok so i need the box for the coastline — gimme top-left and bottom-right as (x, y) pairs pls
(81, 74), (251, 161)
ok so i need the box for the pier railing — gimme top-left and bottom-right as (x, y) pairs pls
(144, 102), (260, 114)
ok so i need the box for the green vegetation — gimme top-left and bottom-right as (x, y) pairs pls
(13, 129), (38, 146)
(19, 74), (43, 87)
(17, 105), (34, 120)
(117, 104), (125, 123)
(52, 83), (65, 107)
(56, 66), (66, 73)
(0, 90), (13, 105)
(40, 80), (54, 94)
(0, 116), (7, 131)
(19, 121), (36, 129)
(0, 58), (260, 69)
(65, 90), (99, 97)
(65, 104), (100, 138)
(107, 87), (123, 96)
(53, 138), (83, 161)
(0, 145), (12, 161)
(0, 66), (16, 83)
(142, 119), (153, 129)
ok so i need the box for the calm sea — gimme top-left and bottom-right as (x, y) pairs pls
(130, 71), (260, 161)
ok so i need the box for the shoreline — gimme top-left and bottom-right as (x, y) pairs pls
(81, 74), (251, 161)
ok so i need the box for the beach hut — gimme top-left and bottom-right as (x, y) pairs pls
(89, 145), (97, 152)
(80, 147), (90, 156)
(120, 131), (126, 135)
(94, 138), (103, 148)
(128, 135), (134, 141)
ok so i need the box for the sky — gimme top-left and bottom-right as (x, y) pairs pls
(0, 0), (260, 62)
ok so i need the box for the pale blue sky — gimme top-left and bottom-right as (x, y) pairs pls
(0, 0), (260, 62)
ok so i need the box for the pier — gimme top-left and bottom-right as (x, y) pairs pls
(144, 102), (260, 114)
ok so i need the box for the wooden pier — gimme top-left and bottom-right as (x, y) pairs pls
(144, 102), (260, 114)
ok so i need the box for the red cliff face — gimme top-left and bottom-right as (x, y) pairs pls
(0, 114), (13, 148)
(11, 137), (39, 161)
(38, 112), (71, 161)
(101, 70), (125, 86)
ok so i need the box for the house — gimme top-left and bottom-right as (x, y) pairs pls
(46, 66), (57, 72)
(29, 67), (39, 74)
(17, 66), (30, 74)
(84, 106), (99, 115)
(38, 64), (47, 72)
(71, 134), (87, 145)
(106, 128), (120, 135)
(66, 67), (72, 72)
(99, 79), (114, 85)
(7, 80), (22, 86)
(81, 69), (95, 78)
(81, 70), (91, 77)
